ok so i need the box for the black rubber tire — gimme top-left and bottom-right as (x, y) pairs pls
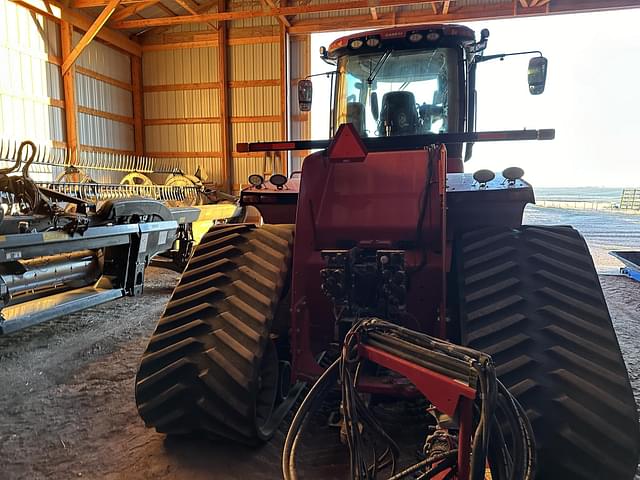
(135, 223), (294, 444)
(455, 225), (640, 480)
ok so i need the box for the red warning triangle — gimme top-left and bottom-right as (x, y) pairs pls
(327, 123), (368, 163)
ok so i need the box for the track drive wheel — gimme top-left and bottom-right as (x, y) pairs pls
(455, 226), (640, 480)
(135, 223), (294, 444)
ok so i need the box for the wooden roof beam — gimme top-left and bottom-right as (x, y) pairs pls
(176, 0), (219, 29)
(72, 0), (148, 7)
(111, 0), (445, 29)
(138, 0), (218, 37)
(370, 7), (378, 19)
(110, 0), (161, 22)
(262, 0), (291, 27)
(442, 1), (450, 14)
(288, 0), (639, 34)
(62, 0), (121, 74)
(10, 0), (141, 56)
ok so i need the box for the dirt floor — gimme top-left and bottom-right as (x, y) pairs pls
(1, 205), (640, 479)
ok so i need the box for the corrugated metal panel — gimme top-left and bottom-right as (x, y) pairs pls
(0, 96), (64, 143)
(73, 31), (132, 84)
(0, 2), (64, 147)
(76, 74), (133, 116)
(232, 123), (281, 184)
(231, 86), (279, 116)
(145, 123), (223, 184)
(72, 31), (134, 152)
(78, 113), (134, 151)
(144, 90), (221, 119)
(145, 124), (221, 153)
(48, 63), (63, 100)
(227, 38), (282, 183)
(142, 47), (220, 85)
(229, 43), (280, 81)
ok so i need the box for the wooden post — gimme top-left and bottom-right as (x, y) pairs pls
(131, 55), (144, 155)
(218, 0), (232, 193)
(60, 20), (78, 159)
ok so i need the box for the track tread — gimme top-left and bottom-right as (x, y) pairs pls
(456, 225), (640, 479)
(136, 223), (294, 444)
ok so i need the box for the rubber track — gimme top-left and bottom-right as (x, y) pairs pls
(135, 223), (294, 444)
(456, 226), (640, 479)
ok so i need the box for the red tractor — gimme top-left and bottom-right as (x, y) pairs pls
(135, 25), (639, 479)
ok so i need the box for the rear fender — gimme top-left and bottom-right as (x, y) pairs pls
(447, 172), (534, 235)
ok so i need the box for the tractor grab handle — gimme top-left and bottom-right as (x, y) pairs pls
(236, 128), (555, 153)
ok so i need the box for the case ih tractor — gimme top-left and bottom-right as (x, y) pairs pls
(135, 25), (640, 479)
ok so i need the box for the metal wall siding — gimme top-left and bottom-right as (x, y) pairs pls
(0, 3), (65, 146)
(142, 47), (220, 85)
(1, 96), (63, 142)
(229, 43), (280, 81)
(48, 105), (66, 142)
(145, 123), (223, 182)
(144, 90), (221, 119)
(76, 74), (134, 117)
(231, 86), (280, 117)
(47, 63), (63, 100)
(145, 124), (221, 152)
(234, 157), (266, 186)
(232, 122), (280, 145)
(142, 38), (223, 182)
(78, 113), (134, 151)
(73, 31), (132, 84)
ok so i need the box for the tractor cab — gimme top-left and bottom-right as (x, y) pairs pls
(241, 24), (548, 224)
(325, 26), (470, 143)
(304, 25), (547, 164)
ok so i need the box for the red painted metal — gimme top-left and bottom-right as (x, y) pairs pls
(358, 344), (475, 416)
(359, 343), (475, 480)
(327, 24), (476, 55)
(290, 126), (446, 380)
(239, 178), (299, 224)
(438, 145), (448, 339)
(457, 397), (474, 480)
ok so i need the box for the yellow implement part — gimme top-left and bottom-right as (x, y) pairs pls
(191, 203), (240, 244)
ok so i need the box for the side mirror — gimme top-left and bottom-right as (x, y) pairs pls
(298, 79), (313, 111)
(528, 56), (548, 95)
(370, 91), (379, 121)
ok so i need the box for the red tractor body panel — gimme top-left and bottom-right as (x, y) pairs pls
(288, 142), (446, 380)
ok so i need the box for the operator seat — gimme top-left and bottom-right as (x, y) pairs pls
(346, 102), (366, 136)
(378, 91), (419, 136)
